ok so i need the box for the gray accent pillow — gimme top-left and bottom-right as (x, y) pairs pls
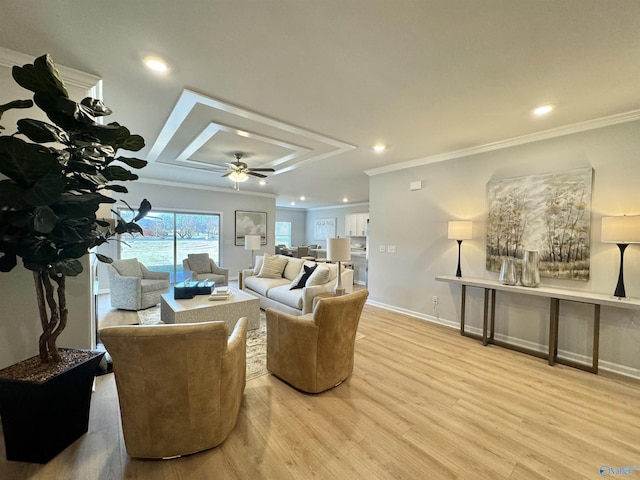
(257, 255), (288, 279)
(188, 253), (211, 274)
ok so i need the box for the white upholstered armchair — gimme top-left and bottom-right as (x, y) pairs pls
(182, 253), (229, 286)
(107, 258), (170, 310)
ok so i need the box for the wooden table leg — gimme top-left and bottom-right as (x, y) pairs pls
(482, 288), (489, 346)
(549, 298), (559, 366)
(592, 304), (600, 373)
(460, 284), (467, 336)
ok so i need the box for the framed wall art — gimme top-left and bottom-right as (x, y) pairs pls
(314, 217), (336, 241)
(235, 210), (267, 246)
(486, 167), (593, 281)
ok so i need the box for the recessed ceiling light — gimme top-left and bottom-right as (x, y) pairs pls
(343, 197), (348, 203)
(143, 56), (169, 73)
(300, 196), (305, 201)
(290, 201), (296, 206)
(373, 144), (387, 153)
(533, 104), (554, 116)
(259, 180), (267, 185)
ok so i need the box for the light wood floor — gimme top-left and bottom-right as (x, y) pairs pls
(2, 301), (640, 479)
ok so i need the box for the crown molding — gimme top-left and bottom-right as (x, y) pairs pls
(365, 109), (640, 177)
(306, 201), (370, 212)
(136, 178), (278, 199)
(0, 47), (102, 98)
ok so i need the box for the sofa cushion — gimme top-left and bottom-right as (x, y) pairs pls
(267, 284), (304, 310)
(290, 264), (317, 290)
(258, 254), (288, 279)
(187, 253), (211, 274)
(283, 257), (305, 281)
(245, 275), (289, 297)
(114, 259), (142, 278)
(307, 265), (331, 286)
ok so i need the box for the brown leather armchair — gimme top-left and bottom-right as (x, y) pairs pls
(266, 289), (369, 393)
(100, 318), (247, 458)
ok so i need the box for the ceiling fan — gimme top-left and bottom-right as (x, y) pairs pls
(221, 152), (275, 184)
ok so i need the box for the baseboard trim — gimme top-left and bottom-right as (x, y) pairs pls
(365, 300), (640, 381)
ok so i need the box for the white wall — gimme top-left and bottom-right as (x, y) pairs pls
(0, 49), (99, 368)
(275, 207), (307, 246)
(306, 203), (370, 248)
(368, 119), (640, 377)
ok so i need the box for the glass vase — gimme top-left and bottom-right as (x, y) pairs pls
(499, 258), (517, 285)
(521, 250), (540, 287)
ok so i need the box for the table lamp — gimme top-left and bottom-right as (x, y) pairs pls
(327, 237), (351, 296)
(601, 215), (640, 298)
(448, 221), (472, 278)
(244, 234), (261, 268)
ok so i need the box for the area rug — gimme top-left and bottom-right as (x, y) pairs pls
(137, 307), (269, 380)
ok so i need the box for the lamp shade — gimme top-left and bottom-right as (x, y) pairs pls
(601, 216), (640, 244)
(327, 237), (351, 262)
(244, 234), (261, 250)
(448, 221), (473, 240)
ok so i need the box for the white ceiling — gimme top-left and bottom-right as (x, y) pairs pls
(1, 1), (639, 209)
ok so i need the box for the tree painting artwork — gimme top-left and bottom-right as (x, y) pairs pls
(486, 168), (593, 281)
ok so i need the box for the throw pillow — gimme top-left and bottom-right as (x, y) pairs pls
(188, 253), (211, 274)
(283, 257), (305, 280)
(257, 254), (289, 279)
(289, 264), (318, 290)
(306, 265), (331, 286)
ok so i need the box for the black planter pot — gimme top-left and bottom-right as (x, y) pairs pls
(0, 350), (104, 464)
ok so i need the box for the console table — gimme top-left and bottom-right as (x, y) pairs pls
(436, 275), (640, 374)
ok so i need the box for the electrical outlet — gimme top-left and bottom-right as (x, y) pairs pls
(432, 295), (439, 305)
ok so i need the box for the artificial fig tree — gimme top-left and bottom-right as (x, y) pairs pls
(0, 54), (151, 364)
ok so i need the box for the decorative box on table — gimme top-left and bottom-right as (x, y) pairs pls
(174, 281), (215, 299)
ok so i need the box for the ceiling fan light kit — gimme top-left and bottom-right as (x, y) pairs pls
(221, 153), (275, 189)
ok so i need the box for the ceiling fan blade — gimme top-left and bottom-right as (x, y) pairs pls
(247, 171), (268, 178)
(221, 171), (233, 178)
(248, 168), (276, 172)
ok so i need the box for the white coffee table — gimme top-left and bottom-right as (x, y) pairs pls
(160, 286), (260, 331)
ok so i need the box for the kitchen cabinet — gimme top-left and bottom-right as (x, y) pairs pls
(345, 213), (369, 237)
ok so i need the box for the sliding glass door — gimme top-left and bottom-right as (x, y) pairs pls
(119, 210), (220, 283)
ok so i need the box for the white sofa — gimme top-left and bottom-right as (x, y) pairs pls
(242, 254), (353, 315)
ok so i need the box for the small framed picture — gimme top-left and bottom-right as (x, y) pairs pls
(235, 211), (267, 246)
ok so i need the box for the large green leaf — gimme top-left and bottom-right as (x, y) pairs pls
(0, 99), (33, 124)
(12, 54), (69, 100)
(116, 156), (148, 169)
(33, 206), (58, 233)
(102, 165), (139, 181)
(133, 199), (152, 222)
(17, 118), (70, 144)
(0, 136), (61, 184)
(0, 180), (26, 209)
(0, 253), (17, 272)
(101, 184), (129, 193)
(52, 258), (83, 276)
(80, 98), (112, 117)
(23, 173), (65, 206)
